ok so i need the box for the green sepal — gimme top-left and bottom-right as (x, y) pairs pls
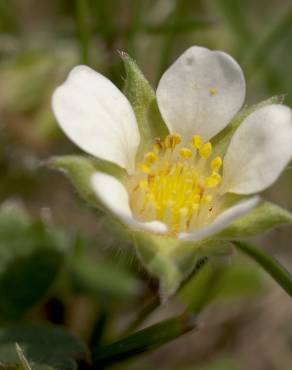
(217, 201), (292, 239)
(212, 95), (285, 156)
(133, 231), (231, 301)
(46, 155), (125, 207)
(120, 51), (168, 155)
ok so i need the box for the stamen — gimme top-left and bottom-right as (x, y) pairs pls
(191, 135), (202, 149)
(179, 147), (192, 159)
(130, 132), (222, 234)
(211, 156), (222, 172)
(205, 172), (221, 188)
(138, 163), (151, 174)
(165, 134), (181, 149)
(144, 151), (158, 165)
(199, 142), (212, 159)
(154, 138), (164, 153)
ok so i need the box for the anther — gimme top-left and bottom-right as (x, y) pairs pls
(154, 138), (164, 153)
(164, 134), (181, 149)
(144, 151), (158, 165)
(211, 156), (222, 172)
(205, 172), (221, 188)
(191, 135), (202, 149)
(179, 147), (192, 159)
(138, 163), (151, 174)
(199, 142), (212, 159)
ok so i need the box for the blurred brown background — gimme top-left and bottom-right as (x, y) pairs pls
(1, 1), (292, 369)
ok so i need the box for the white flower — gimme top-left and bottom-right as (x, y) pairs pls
(52, 46), (292, 242)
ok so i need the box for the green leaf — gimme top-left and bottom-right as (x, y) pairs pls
(212, 95), (284, 156)
(134, 232), (231, 300)
(92, 312), (196, 365)
(234, 241), (292, 298)
(47, 155), (124, 207)
(120, 51), (168, 154)
(217, 201), (292, 239)
(0, 204), (66, 320)
(0, 323), (89, 370)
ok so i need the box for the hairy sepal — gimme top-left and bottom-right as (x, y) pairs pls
(133, 231), (232, 301)
(217, 201), (292, 239)
(46, 155), (125, 207)
(120, 51), (168, 155)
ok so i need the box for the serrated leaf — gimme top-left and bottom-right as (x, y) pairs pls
(0, 323), (89, 370)
(0, 204), (66, 320)
(134, 232), (231, 300)
(120, 51), (168, 154)
(217, 201), (292, 239)
(212, 95), (284, 156)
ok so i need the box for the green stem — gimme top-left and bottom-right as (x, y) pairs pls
(121, 296), (160, 337)
(121, 256), (209, 336)
(92, 311), (197, 366)
(233, 241), (292, 298)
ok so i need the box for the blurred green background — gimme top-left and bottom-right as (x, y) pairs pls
(0, 0), (292, 369)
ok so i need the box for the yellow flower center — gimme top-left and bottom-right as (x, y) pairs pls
(129, 134), (223, 234)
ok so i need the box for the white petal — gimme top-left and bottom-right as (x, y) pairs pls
(179, 197), (260, 242)
(91, 172), (168, 234)
(52, 65), (140, 173)
(156, 46), (245, 142)
(222, 104), (292, 194)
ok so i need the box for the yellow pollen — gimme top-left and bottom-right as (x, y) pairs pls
(179, 147), (192, 159)
(205, 172), (221, 188)
(130, 133), (222, 234)
(144, 151), (157, 165)
(211, 156), (222, 172)
(199, 142), (212, 159)
(139, 180), (148, 190)
(138, 163), (151, 174)
(164, 133), (182, 149)
(191, 135), (202, 149)
(153, 138), (164, 153)
(209, 87), (217, 95)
